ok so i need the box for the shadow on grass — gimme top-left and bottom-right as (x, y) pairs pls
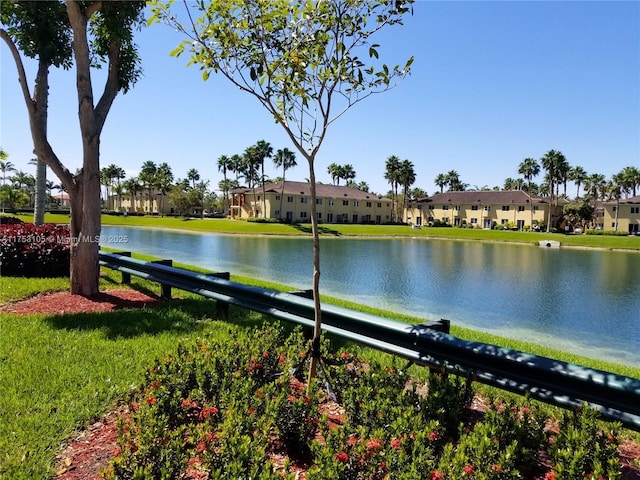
(43, 297), (275, 339)
(290, 224), (342, 236)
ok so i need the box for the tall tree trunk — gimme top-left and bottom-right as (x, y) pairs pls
(33, 159), (46, 225)
(306, 158), (322, 393)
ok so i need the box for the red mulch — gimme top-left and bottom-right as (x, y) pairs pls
(2, 290), (639, 480)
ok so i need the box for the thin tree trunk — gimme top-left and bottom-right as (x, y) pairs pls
(34, 159), (47, 225)
(307, 159), (322, 394)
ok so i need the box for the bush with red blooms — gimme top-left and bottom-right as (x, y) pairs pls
(0, 222), (70, 277)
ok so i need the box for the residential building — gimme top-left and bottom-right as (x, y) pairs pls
(230, 181), (393, 224)
(602, 196), (640, 233)
(113, 189), (172, 214)
(405, 190), (563, 230)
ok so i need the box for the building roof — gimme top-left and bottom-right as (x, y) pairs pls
(417, 190), (552, 205)
(608, 195), (640, 204)
(232, 181), (391, 201)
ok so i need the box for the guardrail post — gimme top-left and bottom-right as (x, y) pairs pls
(205, 272), (230, 317)
(112, 251), (131, 284)
(152, 259), (173, 298)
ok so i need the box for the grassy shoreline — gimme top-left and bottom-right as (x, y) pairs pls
(13, 213), (640, 251)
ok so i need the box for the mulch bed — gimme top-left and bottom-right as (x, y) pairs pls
(2, 289), (638, 479)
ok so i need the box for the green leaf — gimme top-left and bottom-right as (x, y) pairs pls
(169, 44), (184, 58)
(369, 46), (378, 59)
(202, 69), (210, 81)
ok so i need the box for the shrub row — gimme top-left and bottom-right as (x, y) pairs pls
(104, 324), (622, 480)
(0, 222), (70, 277)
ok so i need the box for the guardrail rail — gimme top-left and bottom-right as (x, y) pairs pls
(99, 250), (640, 432)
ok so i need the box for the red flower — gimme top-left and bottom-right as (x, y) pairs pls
(278, 354), (286, 364)
(287, 395), (297, 403)
(145, 397), (156, 405)
(348, 434), (358, 446)
(130, 401), (140, 412)
(335, 452), (349, 463)
(262, 351), (269, 358)
(463, 464), (475, 475)
(379, 461), (387, 470)
(196, 441), (207, 453)
(112, 447), (121, 457)
(247, 406), (256, 415)
(390, 437), (402, 450)
(204, 431), (215, 443)
(428, 431), (439, 442)
(366, 438), (383, 452)
(429, 470), (444, 480)
(149, 381), (161, 389)
(340, 352), (351, 359)
(490, 464), (503, 473)
(199, 406), (219, 420)
(544, 472), (556, 480)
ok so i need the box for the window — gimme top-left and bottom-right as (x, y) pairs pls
(533, 206), (538, 211)
(366, 201), (372, 207)
(328, 199), (334, 206)
(300, 197), (308, 204)
(327, 213), (334, 222)
(343, 200), (349, 206)
(612, 222), (617, 228)
(471, 218), (478, 224)
(454, 205), (460, 211)
(287, 196), (293, 203)
(275, 195), (280, 201)
(501, 219), (508, 225)
(501, 206), (510, 211)
(484, 206), (491, 211)
(275, 210), (280, 217)
(317, 212), (322, 220)
(316, 198), (322, 205)
(471, 205), (479, 211)
(300, 212), (307, 218)
(377, 202), (382, 208)
(518, 206), (525, 212)
(353, 201), (359, 207)
(428, 205), (434, 210)
(613, 207), (617, 212)
(442, 205), (449, 210)
(631, 207), (640, 214)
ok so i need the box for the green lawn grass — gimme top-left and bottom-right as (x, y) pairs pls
(13, 213), (640, 251)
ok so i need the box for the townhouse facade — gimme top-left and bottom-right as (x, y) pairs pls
(230, 181), (393, 224)
(601, 196), (640, 233)
(404, 190), (562, 230)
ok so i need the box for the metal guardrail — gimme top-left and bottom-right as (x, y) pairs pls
(99, 250), (640, 431)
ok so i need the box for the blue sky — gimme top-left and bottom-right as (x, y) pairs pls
(2, 1), (639, 196)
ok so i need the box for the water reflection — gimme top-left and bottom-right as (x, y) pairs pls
(102, 226), (640, 367)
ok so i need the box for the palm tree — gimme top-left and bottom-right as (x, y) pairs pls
(607, 178), (623, 231)
(540, 150), (566, 231)
(186, 168), (200, 190)
(341, 164), (356, 185)
(445, 170), (463, 191)
(217, 155), (233, 215)
(584, 173), (606, 228)
(156, 163), (174, 216)
(139, 161), (158, 213)
(568, 165), (587, 199)
(518, 157), (540, 228)
(397, 159), (416, 221)
(434, 173), (447, 193)
(273, 148), (297, 219)
(327, 162), (341, 185)
(230, 154), (245, 184)
(0, 149), (15, 188)
(254, 140), (273, 218)
(124, 177), (142, 213)
(242, 146), (261, 216)
(384, 155), (401, 222)
(503, 177), (517, 190)
(620, 166), (640, 197)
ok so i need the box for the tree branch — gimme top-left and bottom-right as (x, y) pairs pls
(0, 28), (35, 117)
(95, 38), (121, 134)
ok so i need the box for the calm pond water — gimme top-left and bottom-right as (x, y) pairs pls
(102, 226), (640, 367)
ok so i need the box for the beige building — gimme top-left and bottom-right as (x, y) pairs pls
(405, 191), (562, 230)
(111, 190), (172, 215)
(230, 181), (393, 224)
(602, 196), (640, 234)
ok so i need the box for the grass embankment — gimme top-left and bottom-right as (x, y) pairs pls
(1, 259), (639, 478)
(16, 213), (640, 251)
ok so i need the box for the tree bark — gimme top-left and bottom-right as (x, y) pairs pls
(306, 158), (322, 392)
